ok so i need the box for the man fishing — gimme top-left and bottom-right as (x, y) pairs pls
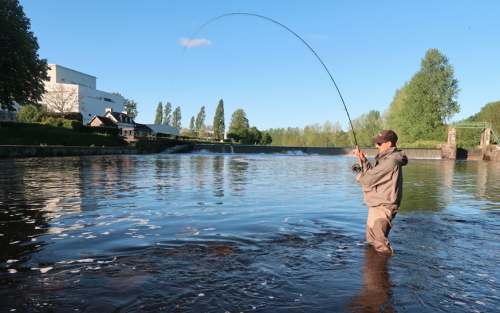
(354, 130), (408, 253)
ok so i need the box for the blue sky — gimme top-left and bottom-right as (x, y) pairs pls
(21, 0), (500, 131)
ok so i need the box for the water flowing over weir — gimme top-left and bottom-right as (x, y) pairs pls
(193, 144), (443, 159)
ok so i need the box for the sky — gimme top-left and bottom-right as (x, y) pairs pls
(20, 0), (500, 131)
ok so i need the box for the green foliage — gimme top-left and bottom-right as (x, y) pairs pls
(248, 126), (262, 144)
(163, 102), (172, 125)
(0, 0), (50, 111)
(351, 110), (384, 147)
(382, 82), (409, 140)
(229, 109), (250, 142)
(267, 121), (350, 147)
(189, 116), (195, 135)
(113, 92), (138, 119)
(16, 104), (45, 122)
(195, 106), (206, 132)
(213, 99), (225, 139)
(260, 131), (272, 145)
(398, 49), (460, 142)
(172, 106), (181, 129)
(154, 102), (163, 124)
(0, 123), (122, 146)
(124, 99), (138, 119)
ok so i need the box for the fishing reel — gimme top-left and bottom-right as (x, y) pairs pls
(352, 164), (362, 174)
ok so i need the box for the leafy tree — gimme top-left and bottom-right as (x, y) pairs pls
(399, 49), (460, 142)
(124, 99), (138, 119)
(248, 126), (262, 144)
(382, 82), (409, 141)
(213, 99), (225, 139)
(229, 109), (250, 142)
(172, 106), (181, 129)
(154, 102), (163, 124)
(0, 0), (50, 111)
(112, 92), (138, 119)
(350, 110), (384, 147)
(260, 132), (272, 145)
(189, 116), (195, 136)
(195, 106), (206, 132)
(16, 104), (45, 122)
(163, 102), (172, 125)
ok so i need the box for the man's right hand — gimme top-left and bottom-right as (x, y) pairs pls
(354, 149), (366, 161)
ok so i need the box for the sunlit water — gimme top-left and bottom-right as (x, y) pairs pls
(1, 151), (499, 312)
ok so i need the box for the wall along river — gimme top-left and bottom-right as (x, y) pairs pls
(1, 151), (499, 312)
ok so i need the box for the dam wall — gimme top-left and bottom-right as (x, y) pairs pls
(193, 144), (442, 159)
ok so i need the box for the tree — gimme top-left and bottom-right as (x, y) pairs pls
(172, 106), (181, 129)
(260, 132), (272, 145)
(112, 92), (138, 119)
(382, 82), (409, 141)
(163, 102), (172, 125)
(198, 124), (213, 138)
(350, 110), (384, 147)
(16, 104), (45, 122)
(213, 99), (225, 139)
(154, 102), (163, 124)
(189, 116), (195, 136)
(229, 109), (250, 142)
(42, 83), (86, 119)
(399, 49), (460, 142)
(195, 106), (206, 132)
(0, 0), (50, 111)
(248, 126), (262, 144)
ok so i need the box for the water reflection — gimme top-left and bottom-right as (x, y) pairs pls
(2, 155), (500, 312)
(212, 155), (225, 198)
(349, 247), (395, 312)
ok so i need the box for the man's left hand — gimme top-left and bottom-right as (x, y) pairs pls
(356, 173), (364, 182)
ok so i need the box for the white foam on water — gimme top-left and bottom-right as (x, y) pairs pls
(7, 259), (19, 263)
(8, 269), (17, 274)
(282, 217), (290, 222)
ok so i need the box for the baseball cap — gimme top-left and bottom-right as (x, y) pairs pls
(370, 130), (398, 144)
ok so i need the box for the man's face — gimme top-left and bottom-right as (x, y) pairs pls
(376, 141), (392, 152)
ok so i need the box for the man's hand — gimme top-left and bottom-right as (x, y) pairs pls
(353, 149), (366, 161)
(356, 173), (364, 182)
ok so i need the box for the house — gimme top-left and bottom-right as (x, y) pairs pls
(88, 107), (154, 137)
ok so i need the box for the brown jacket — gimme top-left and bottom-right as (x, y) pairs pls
(359, 147), (408, 208)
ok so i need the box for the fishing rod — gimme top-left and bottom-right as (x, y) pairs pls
(179, 13), (363, 173)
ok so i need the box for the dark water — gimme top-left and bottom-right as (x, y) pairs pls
(1, 152), (499, 312)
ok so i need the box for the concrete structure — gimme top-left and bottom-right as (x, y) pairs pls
(41, 64), (123, 125)
(145, 124), (180, 135)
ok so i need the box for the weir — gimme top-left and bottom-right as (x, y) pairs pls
(192, 144), (443, 159)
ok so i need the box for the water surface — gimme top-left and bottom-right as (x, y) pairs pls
(1, 152), (499, 312)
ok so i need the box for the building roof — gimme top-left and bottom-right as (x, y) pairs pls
(135, 123), (153, 132)
(88, 115), (117, 127)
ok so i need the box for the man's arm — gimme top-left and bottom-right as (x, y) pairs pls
(358, 159), (398, 188)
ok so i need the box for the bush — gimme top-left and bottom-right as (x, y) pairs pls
(81, 125), (119, 136)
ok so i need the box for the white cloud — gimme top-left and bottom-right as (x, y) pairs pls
(180, 37), (213, 48)
(310, 34), (327, 40)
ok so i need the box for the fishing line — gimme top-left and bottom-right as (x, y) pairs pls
(168, 13), (362, 172)
(169, 13), (358, 145)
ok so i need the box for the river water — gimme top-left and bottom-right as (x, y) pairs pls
(1, 151), (499, 312)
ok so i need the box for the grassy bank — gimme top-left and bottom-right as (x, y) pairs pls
(399, 140), (447, 149)
(0, 122), (122, 147)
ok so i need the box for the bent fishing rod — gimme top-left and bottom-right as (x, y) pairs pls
(180, 13), (363, 173)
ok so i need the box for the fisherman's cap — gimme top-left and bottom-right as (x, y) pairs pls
(371, 130), (398, 144)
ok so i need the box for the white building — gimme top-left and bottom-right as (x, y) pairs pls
(41, 64), (124, 125)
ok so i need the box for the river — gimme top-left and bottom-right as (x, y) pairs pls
(1, 151), (499, 312)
